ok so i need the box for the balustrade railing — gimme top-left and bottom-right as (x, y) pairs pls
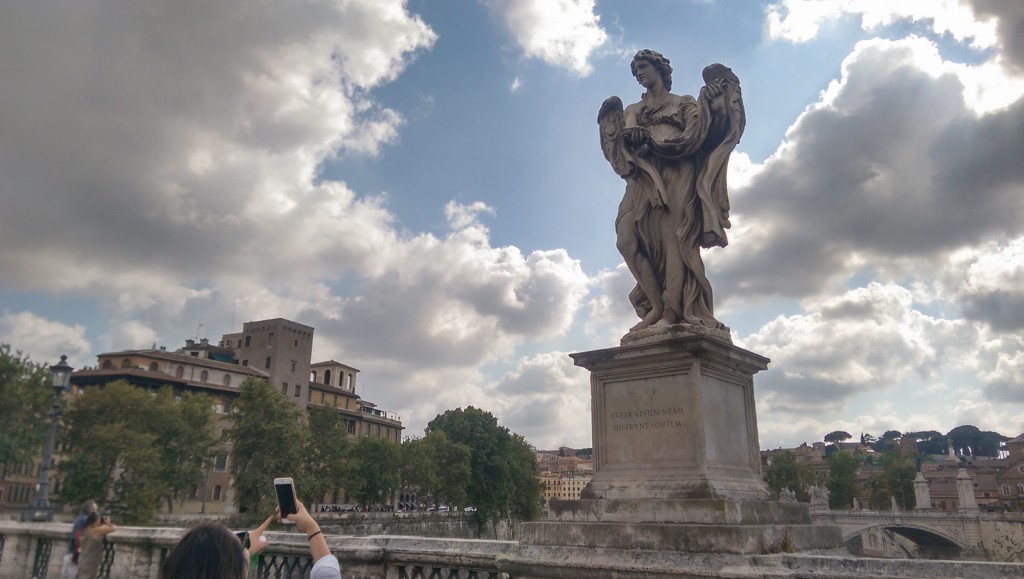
(0, 522), (512, 579)
(2, 519), (1022, 578)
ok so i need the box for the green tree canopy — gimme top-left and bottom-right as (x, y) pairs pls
(947, 424), (1007, 457)
(401, 430), (471, 509)
(426, 406), (542, 524)
(763, 451), (816, 502)
(300, 405), (350, 505)
(59, 382), (215, 523)
(825, 451), (862, 510)
(882, 451), (916, 510)
(824, 430), (852, 444)
(0, 345), (52, 472)
(344, 436), (400, 508)
(151, 388), (218, 513)
(228, 378), (305, 514)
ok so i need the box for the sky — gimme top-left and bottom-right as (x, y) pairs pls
(2, 0), (1023, 451)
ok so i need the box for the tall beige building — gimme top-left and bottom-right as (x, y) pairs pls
(220, 318), (314, 404)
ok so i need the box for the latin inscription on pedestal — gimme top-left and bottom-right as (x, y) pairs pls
(602, 376), (696, 466)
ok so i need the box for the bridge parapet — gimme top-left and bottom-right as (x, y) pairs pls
(2, 520), (1022, 577)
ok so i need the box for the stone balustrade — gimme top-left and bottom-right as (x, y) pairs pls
(3, 520), (1024, 578)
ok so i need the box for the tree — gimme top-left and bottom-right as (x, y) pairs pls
(59, 381), (166, 523)
(946, 424), (1007, 457)
(400, 430), (470, 510)
(506, 433), (543, 521)
(872, 430), (901, 453)
(825, 451), (862, 510)
(0, 345), (52, 473)
(150, 388), (218, 513)
(824, 431), (852, 444)
(763, 451), (816, 502)
(228, 378), (305, 514)
(426, 406), (542, 524)
(300, 406), (350, 506)
(881, 451), (917, 510)
(905, 430), (945, 455)
(344, 436), (400, 508)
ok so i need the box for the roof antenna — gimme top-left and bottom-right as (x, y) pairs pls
(195, 323), (205, 340)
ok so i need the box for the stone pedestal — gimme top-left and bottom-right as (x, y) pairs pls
(577, 334), (770, 501)
(519, 333), (844, 553)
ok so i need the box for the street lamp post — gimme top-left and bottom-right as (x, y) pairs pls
(22, 354), (73, 522)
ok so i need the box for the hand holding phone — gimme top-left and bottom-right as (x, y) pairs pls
(274, 477), (298, 524)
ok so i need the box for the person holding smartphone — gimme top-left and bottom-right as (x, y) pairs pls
(160, 478), (339, 579)
(159, 515), (273, 579)
(275, 476), (339, 578)
(279, 499), (340, 579)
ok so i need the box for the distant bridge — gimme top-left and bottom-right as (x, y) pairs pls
(812, 510), (1024, 560)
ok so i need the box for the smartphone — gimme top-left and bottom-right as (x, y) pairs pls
(274, 477), (298, 523)
(234, 531), (250, 549)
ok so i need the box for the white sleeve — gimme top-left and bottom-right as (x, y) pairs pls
(310, 554), (341, 579)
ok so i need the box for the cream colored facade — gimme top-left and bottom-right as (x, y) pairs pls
(541, 472), (593, 502)
(63, 318), (404, 515)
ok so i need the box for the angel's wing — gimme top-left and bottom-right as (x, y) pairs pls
(597, 96), (628, 176)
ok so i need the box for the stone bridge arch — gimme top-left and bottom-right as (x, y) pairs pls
(843, 522), (966, 559)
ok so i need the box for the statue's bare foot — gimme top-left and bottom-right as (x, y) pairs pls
(630, 305), (664, 331)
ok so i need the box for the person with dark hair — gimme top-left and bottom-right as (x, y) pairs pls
(75, 512), (116, 579)
(159, 516), (273, 579)
(61, 500), (98, 579)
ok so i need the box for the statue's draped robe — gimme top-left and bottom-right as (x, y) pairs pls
(600, 87), (742, 328)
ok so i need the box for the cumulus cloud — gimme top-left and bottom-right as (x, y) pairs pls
(718, 36), (1024, 304)
(0, 0), (434, 297)
(486, 351), (592, 447)
(765, 0), (998, 49)
(741, 283), (975, 412)
(483, 0), (608, 76)
(0, 311), (92, 368)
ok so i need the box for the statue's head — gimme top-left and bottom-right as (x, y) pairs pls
(631, 49), (673, 91)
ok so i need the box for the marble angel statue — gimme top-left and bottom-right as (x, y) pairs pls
(599, 49), (745, 334)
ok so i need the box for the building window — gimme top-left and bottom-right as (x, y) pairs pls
(175, 366), (185, 378)
(214, 454), (228, 472)
(320, 392), (325, 405)
(121, 358), (132, 368)
(282, 383), (288, 394)
(294, 384), (300, 398)
(291, 361), (297, 372)
(242, 359), (248, 367)
(223, 374), (231, 387)
(1018, 483), (1024, 495)
(223, 401), (231, 414)
(102, 359), (112, 369)
(1003, 485), (1011, 496)
(310, 371), (317, 382)
(237, 339), (242, 348)
(244, 336), (251, 347)
(213, 485), (223, 502)
(324, 370), (332, 386)
(200, 370), (209, 382)
(264, 357), (271, 369)
(347, 421), (356, 435)
(268, 332), (275, 346)
(149, 362), (158, 371)
(293, 338), (299, 348)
